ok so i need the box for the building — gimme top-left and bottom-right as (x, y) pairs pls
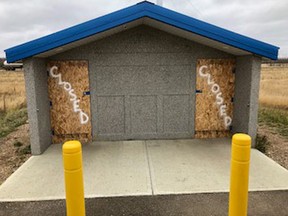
(4, 1), (279, 154)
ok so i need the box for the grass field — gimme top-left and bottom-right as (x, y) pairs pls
(0, 70), (28, 138)
(0, 70), (26, 111)
(0, 108), (28, 138)
(258, 107), (288, 138)
(259, 65), (288, 109)
(259, 64), (288, 138)
(256, 64), (288, 168)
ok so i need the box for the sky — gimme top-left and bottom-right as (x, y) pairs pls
(0, 0), (287, 58)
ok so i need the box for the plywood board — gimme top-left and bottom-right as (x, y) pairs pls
(47, 61), (92, 143)
(195, 59), (235, 138)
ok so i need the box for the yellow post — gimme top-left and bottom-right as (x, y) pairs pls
(229, 133), (251, 216)
(63, 140), (85, 216)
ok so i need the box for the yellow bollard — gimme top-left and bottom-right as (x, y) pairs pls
(63, 140), (85, 216)
(229, 133), (251, 216)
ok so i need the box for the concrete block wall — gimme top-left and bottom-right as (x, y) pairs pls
(23, 58), (52, 154)
(51, 25), (234, 141)
(23, 26), (262, 153)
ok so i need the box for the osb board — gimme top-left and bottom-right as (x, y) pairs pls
(47, 61), (92, 144)
(195, 59), (235, 138)
(195, 131), (231, 139)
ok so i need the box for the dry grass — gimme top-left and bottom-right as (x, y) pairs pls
(260, 65), (288, 109)
(257, 64), (288, 169)
(0, 70), (26, 111)
(0, 70), (30, 185)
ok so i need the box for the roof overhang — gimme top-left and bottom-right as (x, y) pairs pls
(5, 1), (279, 62)
(35, 17), (252, 58)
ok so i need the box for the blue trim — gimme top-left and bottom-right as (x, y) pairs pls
(5, 1), (279, 62)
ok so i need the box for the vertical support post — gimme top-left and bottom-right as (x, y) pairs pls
(229, 133), (251, 216)
(63, 140), (85, 216)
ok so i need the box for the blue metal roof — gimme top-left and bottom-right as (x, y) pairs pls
(5, 1), (279, 62)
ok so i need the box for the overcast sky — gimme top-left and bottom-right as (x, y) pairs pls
(0, 0), (287, 58)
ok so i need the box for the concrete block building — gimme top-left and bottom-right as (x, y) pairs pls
(5, 1), (279, 154)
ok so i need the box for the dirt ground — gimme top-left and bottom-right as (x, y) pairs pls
(0, 124), (30, 185)
(258, 124), (288, 170)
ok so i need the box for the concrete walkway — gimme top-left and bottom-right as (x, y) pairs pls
(0, 139), (288, 201)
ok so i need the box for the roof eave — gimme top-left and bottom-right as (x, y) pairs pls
(4, 1), (279, 62)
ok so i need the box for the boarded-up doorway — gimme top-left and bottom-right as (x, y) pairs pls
(195, 59), (235, 138)
(47, 60), (92, 143)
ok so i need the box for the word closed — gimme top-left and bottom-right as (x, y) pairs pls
(198, 65), (232, 128)
(49, 66), (89, 125)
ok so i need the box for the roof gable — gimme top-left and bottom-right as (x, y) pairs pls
(5, 1), (279, 62)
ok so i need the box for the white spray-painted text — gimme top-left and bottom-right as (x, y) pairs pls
(49, 66), (89, 125)
(198, 65), (232, 128)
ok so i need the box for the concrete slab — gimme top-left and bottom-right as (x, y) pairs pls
(83, 141), (152, 197)
(0, 141), (152, 201)
(0, 146), (65, 201)
(147, 139), (288, 195)
(0, 139), (287, 202)
(147, 139), (231, 194)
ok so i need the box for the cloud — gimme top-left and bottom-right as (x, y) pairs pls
(0, 0), (286, 57)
